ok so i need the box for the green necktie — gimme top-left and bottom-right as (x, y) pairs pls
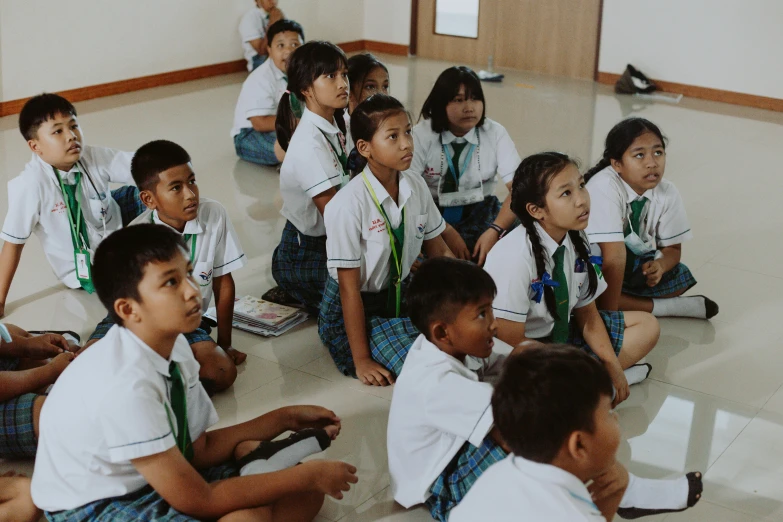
(168, 361), (194, 462)
(386, 217), (405, 317)
(624, 197), (649, 279)
(61, 175), (95, 294)
(551, 245), (570, 343)
(441, 141), (468, 194)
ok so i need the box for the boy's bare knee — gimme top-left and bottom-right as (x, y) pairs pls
(192, 341), (238, 394)
(0, 477), (41, 522)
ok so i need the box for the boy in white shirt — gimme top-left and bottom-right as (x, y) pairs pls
(31, 224), (358, 521)
(83, 140), (246, 394)
(0, 94), (143, 316)
(232, 19), (304, 166)
(239, 0), (284, 71)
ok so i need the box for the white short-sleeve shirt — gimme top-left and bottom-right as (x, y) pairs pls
(586, 166), (693, 248)
(324, 167), (445, 293)
(483, 223), (607, 339)
(279, 108), (350, 237)
(450, 454), (606, 522)
(31, 326), (218, 511)
(230, 58), (287, 137)
(388, 334), (512, 508)
(0, 146), (134, 288)
(130, 198), (246, 311)
(239, 7), (269, 71)
(406, 118), (521, 204)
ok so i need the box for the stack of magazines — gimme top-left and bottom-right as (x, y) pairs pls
(205, 296), (309, 337)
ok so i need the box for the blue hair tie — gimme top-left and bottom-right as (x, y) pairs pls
(531, 272), (560, 304)
(590, 255), (603, 266)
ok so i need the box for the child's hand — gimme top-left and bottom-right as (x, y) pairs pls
(442, 227), (471, 261)
(20, 334), (73, 359)
(409, 257), (423, 273)
(588, 460), (629, 501)
(221, 346), (247, 365)
(642, 260), (664, 287)
(286, 405), (342, 434)
(473, 229), (500, 266)
(303, 460), (359, 499)
(606, 361), (629, 407)
(48, 352), (75, 380)
(355, 358), (395, 386)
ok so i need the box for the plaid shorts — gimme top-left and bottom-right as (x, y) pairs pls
(89, 316), (213, 345)
(110, 186), (146, 227)
(440, 195), (502, 253)
(624, 253), (697, 298)
(0, 357), (20, 371)
(0, 393), (39, 459)
(318, 277), (419, 377)
(234, 128), (279, 166)
(425, 437), (508, 521)
(272, 221), (329, 311)
(45, 463), (238, 521)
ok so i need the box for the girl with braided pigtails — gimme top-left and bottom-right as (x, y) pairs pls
(483, 152), (660, 406)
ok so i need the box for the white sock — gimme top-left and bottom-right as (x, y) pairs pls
(619, 473), (688, 510)
(239, 430), (329, 476)
(624, 364), (652, 386)
(651, 296), (718, 319)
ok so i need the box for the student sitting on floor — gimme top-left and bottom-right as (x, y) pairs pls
(82, 140), (246, 394)
(584, 117), (718, 319)
(31, 224), (358, 522)
(319, 94), (452, 386)
(347, 53), (390, 114)
(0, 94), (144, 317)
(232, 19), (304, 166)
(239, 0), (284, 71)
(388, 257), (703, 522)
(407, 66), (521, 266)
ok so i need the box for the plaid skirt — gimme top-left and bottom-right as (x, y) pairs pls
(439, 195), (501, 253)
(425, 437), (508, 521)
(89, 316), (213, 345)
(272, 221), (329, 311)
(318, 277), (419, 377)
(623, 252), (697, 298)
(234, 127), (279, 166)
(45, 463), (238, 522)
(537, 310), (626, 357)
(0, 393), (39, 459)
(110, 186), (146, 227)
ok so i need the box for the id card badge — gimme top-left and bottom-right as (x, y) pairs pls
(438, 186), (484, 207)
(623, 230), (656, 256)
(74, 249), (95, 293)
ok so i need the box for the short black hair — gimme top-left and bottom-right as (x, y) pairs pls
(420, 66), (486, 134)
(93, 224), (188, 324)
(131, 140), (191, 192)
(492, 345), (614, 463)
(266, 19), (305, 46)
(19, 93), (77, 141)
(347, 53), (388, 100)
(407, 257), (496, 338)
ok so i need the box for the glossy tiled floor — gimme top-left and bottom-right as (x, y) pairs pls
(1, 54), (782, 521)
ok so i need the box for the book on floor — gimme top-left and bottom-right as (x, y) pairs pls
(204, 296), (309, 337)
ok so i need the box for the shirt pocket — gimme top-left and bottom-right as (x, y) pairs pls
(411, 213), (428, 241)
(194, 262), (214, 288)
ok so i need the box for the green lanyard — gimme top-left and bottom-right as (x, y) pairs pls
(54, 168), (95, 293)
(318, 128), (349, 184)
(150, 213), (196, 263)
(361, 171), (405, 317)
(54, 169), (87, 251)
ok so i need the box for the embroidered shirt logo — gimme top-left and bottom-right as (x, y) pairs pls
(198, 269), (213, 286)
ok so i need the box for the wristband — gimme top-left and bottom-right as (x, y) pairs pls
(488, 223), (506, 238)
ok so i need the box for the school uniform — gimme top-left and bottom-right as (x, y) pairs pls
(450, 454), (606, 522)
(387, 334), (511, 521)
(272, 107), (351, 310)
(238, 7), (269, 71)
(31, 325), (237, 521)
(484, 223), (626, 354)
(406, 118), (520, 251)
(231, 58), (287, 166)
(88, 198), (246, 345)
(586, 166), (696, 297)
(0, 147), (143, 289)
(318, 167), (445, 377)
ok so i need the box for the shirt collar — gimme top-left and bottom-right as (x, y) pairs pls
(511, 455), (595, 504)
(610, 166), (656, 202)
(364, 167), (413, 210)
(122, 327), (190, 378)
(533, 222), (573, 258)
(151, 209), (203, 235)
(418, 335), (480, 381)
(302, 107), (341, 135)
(441, 127), (478, 145)
(36, 154), (80, 185)
(267, 59), (285, 81)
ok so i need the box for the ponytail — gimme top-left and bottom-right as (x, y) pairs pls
(523, 220), (559, 319)
(568, 230), (598, 299)
(275, 92), (298, 152)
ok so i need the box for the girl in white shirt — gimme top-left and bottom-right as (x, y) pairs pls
(584, 118), (718, 319)
(408, 66), (521, 265)
(269, 41), (350, 310)
(484, 152), (660, 406)
(320, 94), (453, 386)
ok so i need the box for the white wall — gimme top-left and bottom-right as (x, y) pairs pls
(599, 0), (783, 99)
(363, 0), (411, 45)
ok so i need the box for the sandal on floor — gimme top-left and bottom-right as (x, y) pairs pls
(236, 428), (332, 469)
(617, 472), (703, 519)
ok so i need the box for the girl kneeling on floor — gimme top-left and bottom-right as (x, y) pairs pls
(319, 94), (453, 387)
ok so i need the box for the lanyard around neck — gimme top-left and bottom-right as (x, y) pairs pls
(361, 171), (405, 317)
(440, 131), (480, 186)
(53, 167), (87, 251)
(150, 213), (196, 263)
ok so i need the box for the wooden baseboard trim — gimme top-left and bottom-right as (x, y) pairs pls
(0, 59), (247, 117)
(338, 40), (409, 56)
(597, 72), (783, 112)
